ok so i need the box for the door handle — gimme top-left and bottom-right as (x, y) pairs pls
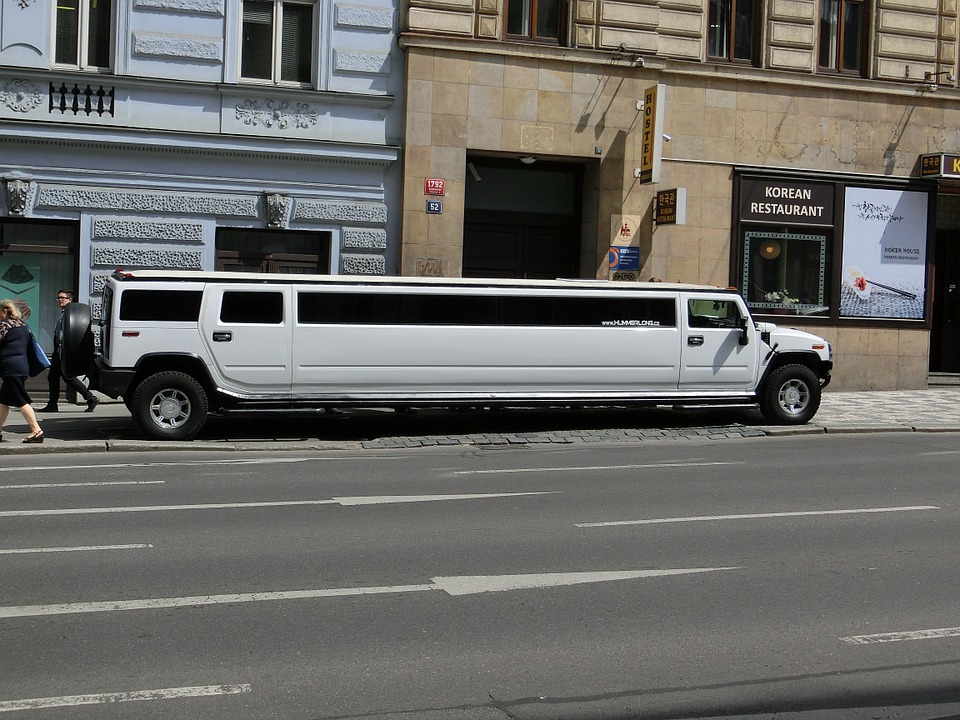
(687, 335), (704, 346)
(212, 332), (233, 342)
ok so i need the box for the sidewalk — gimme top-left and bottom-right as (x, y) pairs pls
(1, 388), (959, 454)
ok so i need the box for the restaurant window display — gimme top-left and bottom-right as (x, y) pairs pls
(735, 174), (932, 323)
(742, 231), (829, 316)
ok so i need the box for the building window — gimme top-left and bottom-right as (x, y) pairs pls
(241, 0), (314, 84)
(55, 0), (112, 68)
(707, 0), (757, 62)
(742, 231), (830, 316)
(818, 0), (865, 73)
(506, 0), (560, 40)
(215, 228), (330, 274)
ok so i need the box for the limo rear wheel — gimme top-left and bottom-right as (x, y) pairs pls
(760, 364), (820, 425)
(132, 372), (208, 441)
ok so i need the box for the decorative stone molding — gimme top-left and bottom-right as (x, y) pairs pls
(235, 99), (319, 129)
(4, 177), (31, 216)
(93, 219), (204, 243)
(134, 0), (224, 15)
(294, 200), (388, 224)
(342, 228), (387, 249)
(341, 253), (386, 275)
(92, 246), (203, 269)
(334, 50), (391, 75)
(265, 193), (290, 228)
(91, 272), (113, 294)
(133, 32), (222, 62)
(335, 4), (394, 31)
(37, 186), (258, 217)
(0, 79), (44, 113)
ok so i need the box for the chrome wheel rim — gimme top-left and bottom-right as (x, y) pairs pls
(778, 379), (810, 416)
(149, 389), (191, 429)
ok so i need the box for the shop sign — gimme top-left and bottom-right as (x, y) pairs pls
(655, 187), (686, 225)
(424, 178), (445, 195)
(920, 153), (960, 178)
(740, 179), (833, 226)
(636, 84), (665, 184)
(609, 246), (640, 271)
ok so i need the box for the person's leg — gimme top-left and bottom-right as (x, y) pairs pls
(66, 375), (92, 401)
(42, 358), (62, 411)
(0, 404), (9, 433)
(19, 403), (41, 435)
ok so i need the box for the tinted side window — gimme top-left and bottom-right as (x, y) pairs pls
(298, 292), (674, 327)
(119, 290), (203, 321)
(221, 291), (284, 324)
(501, 296), (676, 327)
(299, 293), (498, 324)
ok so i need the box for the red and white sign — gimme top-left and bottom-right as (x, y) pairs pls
(424, 178), (445, 196)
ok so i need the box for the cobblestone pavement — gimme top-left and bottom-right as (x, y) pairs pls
(1, 388), (958, 454)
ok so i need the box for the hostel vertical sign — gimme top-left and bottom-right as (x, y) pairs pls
(637, 84), (665, 184)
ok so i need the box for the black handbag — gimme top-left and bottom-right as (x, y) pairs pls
(27, 332), (51, 377)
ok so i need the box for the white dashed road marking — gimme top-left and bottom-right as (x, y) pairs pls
(842, 626), (960, 645)
(0, 684), (251, 713)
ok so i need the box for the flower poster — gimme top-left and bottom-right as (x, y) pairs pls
(840, 187), (928, 319)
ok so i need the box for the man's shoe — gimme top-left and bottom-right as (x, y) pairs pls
(85, 397), (100, 413)
(37, 405), (58, 413)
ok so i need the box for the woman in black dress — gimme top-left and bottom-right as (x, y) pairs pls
(0, 299), (44, 443)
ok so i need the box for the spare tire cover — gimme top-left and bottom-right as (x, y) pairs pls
(61, 302), (95, 378)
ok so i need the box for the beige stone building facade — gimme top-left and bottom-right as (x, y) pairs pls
(399, 2), (960, 390)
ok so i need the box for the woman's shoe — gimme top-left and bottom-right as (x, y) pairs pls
(22, 431), (44, 444)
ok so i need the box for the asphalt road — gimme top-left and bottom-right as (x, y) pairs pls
(2, 432), (960, 719)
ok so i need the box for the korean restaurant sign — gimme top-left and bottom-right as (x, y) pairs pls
(920, 153), (960, 178)
(739, 179), (833, 226)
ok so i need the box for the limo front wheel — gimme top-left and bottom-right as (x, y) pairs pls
(132, 371), (209, 441)
(760, 364), (821, 425)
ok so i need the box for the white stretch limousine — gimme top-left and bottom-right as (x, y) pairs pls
(61, 270), (833, 440)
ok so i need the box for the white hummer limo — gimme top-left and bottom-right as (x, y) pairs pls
(62, 270), (833, 440)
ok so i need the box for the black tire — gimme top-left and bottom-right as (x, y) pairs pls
(131, 371), (209, 440)
(61, 302), (95, 379)
(760, 364), (821, 425)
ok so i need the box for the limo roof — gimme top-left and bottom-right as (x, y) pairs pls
(111, 270), (738, 294)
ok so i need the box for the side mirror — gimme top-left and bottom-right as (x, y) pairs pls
(738, 316), (750, 346)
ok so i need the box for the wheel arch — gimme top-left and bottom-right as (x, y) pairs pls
(759, 350), (827, 390)
(128, 354), (219, 408)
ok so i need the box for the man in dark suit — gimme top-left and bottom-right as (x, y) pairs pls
(37, 290), (98, 413)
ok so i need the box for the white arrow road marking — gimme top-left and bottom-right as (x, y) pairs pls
(0, 492), (556, 518)
(842, 626), (960, 645)
(0, 567), (738, 619)
(0, 544), (153, 556)
(431, 567), (739, 595)
(576, 505), (940, 528)
(456, 461), (743, 475)
(0, 684), (251, 713)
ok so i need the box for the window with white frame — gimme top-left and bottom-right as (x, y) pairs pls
(241, 0), (314, 85)
(55, 0), (112, 68)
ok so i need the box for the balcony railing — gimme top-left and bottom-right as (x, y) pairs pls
(49, 83), (115, 117)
